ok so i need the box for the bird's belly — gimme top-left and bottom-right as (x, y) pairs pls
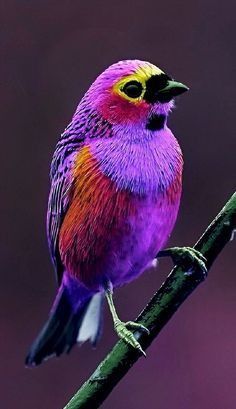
(60, 190), (180, 291)
(107, 196), (179, 287)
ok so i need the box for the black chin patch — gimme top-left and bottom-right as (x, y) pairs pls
(146, 114), (166, 131)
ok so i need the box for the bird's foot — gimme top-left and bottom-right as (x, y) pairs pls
(114, 320), (149, 356)
(158, 246), (207, 278)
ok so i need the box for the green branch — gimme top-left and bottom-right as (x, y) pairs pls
(64, 192), (236, 409)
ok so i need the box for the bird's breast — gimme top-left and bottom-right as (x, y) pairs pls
(89, 127), (183, 196)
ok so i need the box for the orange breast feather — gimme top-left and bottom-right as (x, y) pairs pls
(59, 146), (135, 288)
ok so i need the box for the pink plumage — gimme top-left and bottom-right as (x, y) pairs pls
(26, 59), (188, 366)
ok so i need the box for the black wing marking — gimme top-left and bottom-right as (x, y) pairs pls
(47, 142), (77, 285)
(47, 172), (72, 284)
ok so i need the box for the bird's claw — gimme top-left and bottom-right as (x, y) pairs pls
(158, 246), (207, 278)
(114, 320), (148, 356)
(125, 321), (150, 335)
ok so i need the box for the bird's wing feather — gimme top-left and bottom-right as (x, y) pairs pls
(47, 147), (76, 285)
(47, 111), (112, 284)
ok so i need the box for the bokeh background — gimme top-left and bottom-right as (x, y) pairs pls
(1, 1), (236, 408)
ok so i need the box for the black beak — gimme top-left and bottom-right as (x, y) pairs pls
(157, 80), (189, 102)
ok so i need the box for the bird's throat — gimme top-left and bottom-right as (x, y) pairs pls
(146, 113), (166, 131)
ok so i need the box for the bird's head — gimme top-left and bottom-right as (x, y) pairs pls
(87, 59), (189, 131)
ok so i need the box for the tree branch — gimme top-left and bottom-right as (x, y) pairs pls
(64, 192), (236, 409)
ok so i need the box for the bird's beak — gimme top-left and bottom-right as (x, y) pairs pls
(158, 80), (189, 102)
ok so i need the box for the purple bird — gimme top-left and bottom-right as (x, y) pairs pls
(26, 59), (206, 366)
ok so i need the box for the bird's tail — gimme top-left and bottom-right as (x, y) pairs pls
(25, 274), (104, 367)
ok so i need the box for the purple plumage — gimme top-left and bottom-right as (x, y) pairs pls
(26, 60), (188, 365)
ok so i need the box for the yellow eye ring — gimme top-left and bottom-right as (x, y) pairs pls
(112, 64), (164, 103)
(113, 76), (146, 102)
(122, 81), (143, 99)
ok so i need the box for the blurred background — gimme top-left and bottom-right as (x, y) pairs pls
(1, 0), (236, 408)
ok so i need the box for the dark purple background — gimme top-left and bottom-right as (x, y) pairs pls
(1, 1), (236, 408)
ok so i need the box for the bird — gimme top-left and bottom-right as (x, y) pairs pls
(26, 59), (207, 366)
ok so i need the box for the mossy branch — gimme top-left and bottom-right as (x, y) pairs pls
(64, 192), (236, 409)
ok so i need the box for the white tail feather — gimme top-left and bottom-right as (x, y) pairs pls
(77, 293), (103, 344)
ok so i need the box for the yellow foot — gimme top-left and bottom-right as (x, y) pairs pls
(158, 246), (207, 277)
(114, 320), (149, 356)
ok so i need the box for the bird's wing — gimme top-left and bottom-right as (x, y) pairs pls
(47, 148), (75, 285)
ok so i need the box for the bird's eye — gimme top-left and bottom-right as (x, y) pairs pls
(122, 81), (143, 99)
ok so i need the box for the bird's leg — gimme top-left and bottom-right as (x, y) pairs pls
(157, 246), (207, 277)
(105, 284), (149, 356)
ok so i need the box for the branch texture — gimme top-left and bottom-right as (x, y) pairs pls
(64, 192), (236, 409)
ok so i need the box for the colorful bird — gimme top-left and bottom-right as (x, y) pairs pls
(26, 59), (206, 366)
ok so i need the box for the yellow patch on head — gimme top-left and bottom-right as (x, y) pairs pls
(113, 62), (164, 103)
